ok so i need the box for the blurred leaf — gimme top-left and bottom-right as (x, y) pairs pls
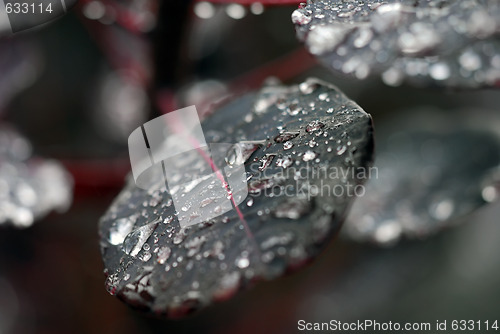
(0, 126), (73, 228)
(344, 109), (500, 246)
(99, 78), (374, 317)
(293, 0), (500, 88)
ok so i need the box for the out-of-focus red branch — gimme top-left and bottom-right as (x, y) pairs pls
(61, 158), (130, 196)
(76, 14), (152, 86)
(77, 0), (159, 35)
(229, 47), (316, 94)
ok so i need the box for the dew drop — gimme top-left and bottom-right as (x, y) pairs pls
(274, 197), (311, 219)
(291, 9), (312, 25)
(109, 218), (134, 245)
(336, 145), (347, 155)
(173, 228), (187, 245)
(274, 131), (300, 143)
(283, 141), (294, 150)
(303, 150), (317, 162)
(259, 154), (276, 171)
(287, 103), (302, 116)
(140, 251), (152, 262)
(276, 155), (293, 169)
(157, 246), (171, 264)
(236, 256), (250, 269)
(299, 80), (320, 94)
(122, 221), (159, 257)
(226, 141), (264, 166)
(306, 120), (325, 132)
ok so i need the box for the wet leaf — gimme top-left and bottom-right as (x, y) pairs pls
(0, 126), (73, 228)
(344, 109), (500, 246)
(99, 78), (374, 317)
(293, 0), (500, 88)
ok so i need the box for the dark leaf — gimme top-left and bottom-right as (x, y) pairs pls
(344, 109), (500, 246)
(99, 78), (374, 317)
(0, 126), (73, 228)
(293, 0), (500, 88)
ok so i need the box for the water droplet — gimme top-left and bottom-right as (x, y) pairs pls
(157, 246), (171, 264)
(122, 221), (159, 257)
(374, 220), (402, 245)
(299, 79), (320, 94)
(318, 92), (329, 101)
(276, 155), (293, 169)
(259, 154), (275, 171)
(236, 256), (250, 269)
(306, 25), (351, 55)
(226, 3), (246, 20)
(226, 141), (264, 167)
(274, 132), (300, 143)
(248, 178), (277, 194)
(306, 120), (325, 132)
(482, 185), (498, 203)
(302, 150), (317, 162)
(283, 141), (294, 150)
(276, 98), (287, 110)
(459, 50), (482, 71)
(430, 62), (450, 81)
(140, 251), (152, 262)
(109, 218), (135, 245)
(274, 197), (311, 219)
(430, 199), (454, 221)
(173, 228), (187, 245)
(336, 145), (347, 155)
(185, 236), (207, 257)
(286, 103), (302, 116)
(260, 232), (294, 250)
(291, 9), (312, 25)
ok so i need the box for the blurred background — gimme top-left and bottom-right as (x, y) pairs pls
(0, 2), (499, 333)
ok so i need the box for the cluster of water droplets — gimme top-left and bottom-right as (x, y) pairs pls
(194, 1), (266, 21)
(0, 127), (73, 228)
(293, 0), (500, 88)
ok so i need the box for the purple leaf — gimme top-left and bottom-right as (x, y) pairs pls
(0, 126), (73, 228)
(99, 78), (374, 317)
(344, 109), (500, 246)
